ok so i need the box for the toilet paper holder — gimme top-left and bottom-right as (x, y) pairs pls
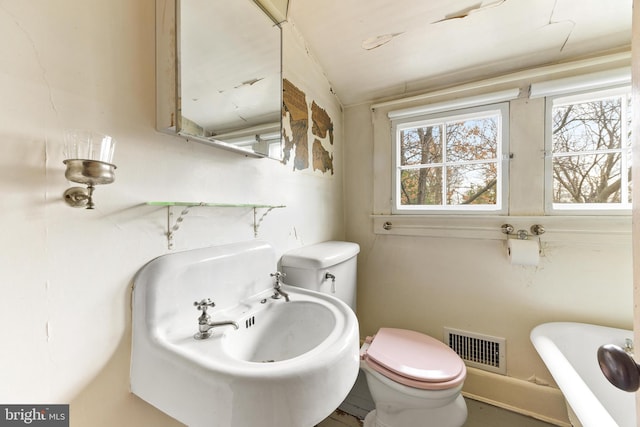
(501, 224), (545, 240)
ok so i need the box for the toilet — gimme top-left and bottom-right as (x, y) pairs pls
(281, 241), (468, 427)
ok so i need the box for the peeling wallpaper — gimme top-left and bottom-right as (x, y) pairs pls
(283, 78), (335, 174)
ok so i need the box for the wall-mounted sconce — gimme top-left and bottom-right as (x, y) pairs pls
(62, 130), (116, 209)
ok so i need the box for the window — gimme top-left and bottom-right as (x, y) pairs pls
(392, 103), (509, 213)
(546, 86), (632, 213)
(372, 64), (632, 239)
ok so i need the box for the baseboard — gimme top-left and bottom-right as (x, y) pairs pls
(462, 367), (571, 427)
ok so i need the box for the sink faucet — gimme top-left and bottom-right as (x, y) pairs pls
(193, 298), (239, 340)
(270, 272), (290, 302)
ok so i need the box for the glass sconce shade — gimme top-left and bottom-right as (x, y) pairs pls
(62, 130), (117, 209)
(63, 130), (116, 164)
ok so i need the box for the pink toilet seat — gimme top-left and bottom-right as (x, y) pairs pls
(361, 328), (466, 390)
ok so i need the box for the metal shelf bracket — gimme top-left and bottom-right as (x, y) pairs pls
(147, 202), (286, 249)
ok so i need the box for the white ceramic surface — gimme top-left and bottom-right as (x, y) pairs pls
(531, 322), (636, 427)
(223, 299), (336, 362)
(130, 240), (360, 427)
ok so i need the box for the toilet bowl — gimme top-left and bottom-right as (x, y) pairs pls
(360, 328), (467, 427)
(280, 242), (467, 427)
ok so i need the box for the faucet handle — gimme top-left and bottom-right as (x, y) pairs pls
(194, 298), (215, 313)
(270, 271), (286, 286)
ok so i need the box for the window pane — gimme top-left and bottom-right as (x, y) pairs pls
(552, 153), (622, 203)
(400, 168), (442, 205)
(549, 89), (632, 210)
(446, 116), (498, 162)
(552, 97), (622, 153)
(446, 164), (497, 205)
(400, 125), (442, 166)
(393, 103), (507, 213)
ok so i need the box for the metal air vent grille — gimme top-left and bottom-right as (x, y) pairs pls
(444, 327), (506, 375)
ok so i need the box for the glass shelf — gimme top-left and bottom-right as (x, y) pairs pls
(147, 202), (286, 249)
(146, 201), (285, 208)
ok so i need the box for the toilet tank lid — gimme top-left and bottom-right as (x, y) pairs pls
(281, 241), (360, 269)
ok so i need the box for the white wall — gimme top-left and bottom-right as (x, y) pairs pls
(0, 1), (343, 426)
(1, 1), (632, 425)
(344, 64), (633, 424)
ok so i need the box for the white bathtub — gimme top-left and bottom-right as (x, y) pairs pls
(531, 322), (636, 427)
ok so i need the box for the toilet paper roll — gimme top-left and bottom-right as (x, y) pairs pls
(507, 239), (539, 266)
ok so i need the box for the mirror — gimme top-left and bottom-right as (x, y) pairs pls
(156, 0), (285, 159)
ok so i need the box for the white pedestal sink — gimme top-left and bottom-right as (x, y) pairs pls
(130, 240), (360, 427)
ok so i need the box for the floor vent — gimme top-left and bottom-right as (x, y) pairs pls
(444, 327), (506, 375)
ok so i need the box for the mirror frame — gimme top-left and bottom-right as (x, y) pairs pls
(155, 0), (284, 158)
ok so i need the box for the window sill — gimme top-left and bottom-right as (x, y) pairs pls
(371, 214), (631, 244)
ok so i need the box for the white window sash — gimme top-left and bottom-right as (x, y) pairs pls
(392, 103), (509, 214)
(544, 88), (632, 214)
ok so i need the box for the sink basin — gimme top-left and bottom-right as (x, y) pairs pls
(130, 240), (359, 427)
(224, 299), (336, 362)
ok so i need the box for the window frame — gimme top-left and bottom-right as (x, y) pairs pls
(544, 85), (632, 215)
(391, 102), (510, 215)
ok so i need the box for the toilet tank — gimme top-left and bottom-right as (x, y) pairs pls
(281, 241), (360, 311)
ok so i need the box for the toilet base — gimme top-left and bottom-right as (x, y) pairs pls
(361, 394), (467, 427)
(362, 410), (379, 427)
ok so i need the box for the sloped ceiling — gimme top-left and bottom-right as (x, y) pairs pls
(288, 0), (632, 105)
